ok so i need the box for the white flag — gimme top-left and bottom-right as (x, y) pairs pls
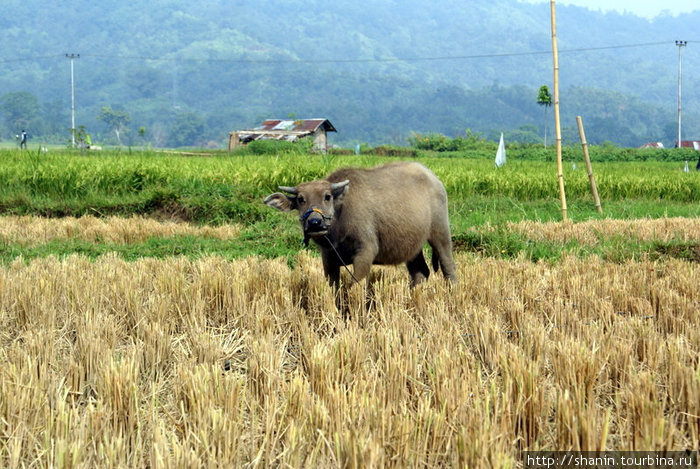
(495, 133), (506, 167)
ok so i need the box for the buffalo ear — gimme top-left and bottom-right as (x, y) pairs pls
(264, 192), (296, 212)
(331, 180), (350, 199)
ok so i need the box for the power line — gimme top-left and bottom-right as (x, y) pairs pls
(81, 41), (675, 63)
(0, 54), (65, 63)
(0, 40), (686, 66)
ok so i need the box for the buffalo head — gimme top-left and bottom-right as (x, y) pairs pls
(264, 179), (350, 239)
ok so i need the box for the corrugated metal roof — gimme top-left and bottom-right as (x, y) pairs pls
(254, 119), (336, 133)
(639, 142), (664, 149)
(237, 132), (304, 142)
(232, 118), (337, 144)
(678, 140), (700, 150)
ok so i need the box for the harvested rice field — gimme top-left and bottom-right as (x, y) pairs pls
(0, 215), (698, 467)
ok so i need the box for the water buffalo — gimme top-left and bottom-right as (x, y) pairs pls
(264, 161), (457, 287)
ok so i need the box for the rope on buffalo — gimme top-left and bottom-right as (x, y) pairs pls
(323, 234), (361, 285)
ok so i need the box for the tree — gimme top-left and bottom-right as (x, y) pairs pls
(0, 91), (40, 131)
(42, 100), (68, 138)
(97, 106), (131, 145)
(504, 124), (541, 144)
(126, 67), (163, 99)
(74, 125), (90, 153)
(537, 85), (553, 147)
(167, 112), (205, 148)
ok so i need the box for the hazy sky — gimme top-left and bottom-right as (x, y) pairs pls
(519, 0), (698, 19)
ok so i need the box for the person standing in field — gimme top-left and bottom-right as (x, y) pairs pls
(20, 130), (27, 149)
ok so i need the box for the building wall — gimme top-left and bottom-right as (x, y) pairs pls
(313, 129), (327, 153)
(228, 132), (240, 151)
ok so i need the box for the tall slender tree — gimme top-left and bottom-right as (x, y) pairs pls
(97, 106), (131, 145)
(537, 85), (553, 147)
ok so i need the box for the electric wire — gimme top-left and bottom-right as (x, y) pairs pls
(0, 40), (691, 65)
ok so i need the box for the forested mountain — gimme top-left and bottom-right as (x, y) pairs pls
(1, 0), (699, 147)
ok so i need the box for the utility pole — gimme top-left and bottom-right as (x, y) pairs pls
(675, 41), (687, 149)
(550, 0), (567, 221)
(66, 53), (80, 147)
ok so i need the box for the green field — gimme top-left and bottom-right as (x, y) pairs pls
(0, 148), (698, 263)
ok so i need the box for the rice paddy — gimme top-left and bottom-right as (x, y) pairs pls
(0, 216), (698, 467)
(0, 150), (698, 466)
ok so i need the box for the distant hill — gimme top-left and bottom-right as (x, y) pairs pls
(0, 0), (698, 147)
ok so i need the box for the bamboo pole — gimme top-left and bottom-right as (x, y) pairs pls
(550, 0), (567, 221)
(576, 116), (603, 214)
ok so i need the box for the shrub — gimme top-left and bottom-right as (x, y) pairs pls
(408, 129), (493, 152)
(234, 138), (313, 156)
(328, 148), (353, 155)
(369, 145), (417, 157)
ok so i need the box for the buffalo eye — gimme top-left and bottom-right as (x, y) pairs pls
(297, 195), (305, 205)
(324, 193), (332, 201)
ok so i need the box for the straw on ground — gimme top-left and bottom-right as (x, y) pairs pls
(0, 251), (697, 466)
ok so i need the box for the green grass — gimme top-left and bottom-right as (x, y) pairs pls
(0, 234), (302, 264)
(0, 148), (698, 264)
(449, 196), (700, 229)
(2, 226), (697, 265)
(451, 230), (699, 263)
(0, 150), (697, 208)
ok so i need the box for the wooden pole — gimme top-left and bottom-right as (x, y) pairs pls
(576, 116), (603, 214)
(228, 132), (239, 152)
(550, 0), (567, 221)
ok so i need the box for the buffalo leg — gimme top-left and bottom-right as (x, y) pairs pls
(321, 252), (341, 288)
(351, 245), (377, 283)
(429, 238), (458, 283)
(406, 251), (431, 287)
(322, 252), (351, 317)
